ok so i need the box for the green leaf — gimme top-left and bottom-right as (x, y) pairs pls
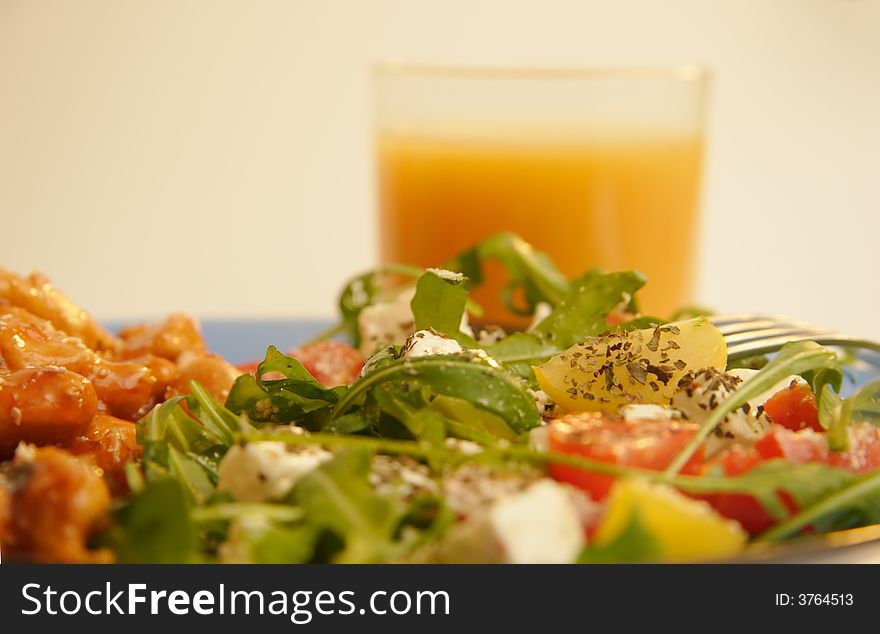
(186, 380), (241, 444)
(166, 444), (215, 504)
(104, 478), (198, 563)
(665, 340), (840, 475)
(487, 332), (560, 381)
(443, 232), (570, 315)
(822, 379), (880, 451)
(535, 271), (646, 348)
(372, 384), (447, 447)
(359, 345), (402, 377)
(226, 346), (342, 423)
(329, 352), (542, 434)
(137, 394), (226, 501)
(293, 448), (403, 563)
(478, 272), (646, 382)
(577, 511), (661, 563)
(322, 411), (374, 435)
(758, 468), (880, 541)
(138, 396), (216, 454)
(429, 394), (517, 443)
(410, 270), (477, 346)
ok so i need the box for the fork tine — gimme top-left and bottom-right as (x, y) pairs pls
(723, 326), (835, 346)
(727, 333), (880, 360)
(714, 319), (790, 336)
(711, 314), (880, 360)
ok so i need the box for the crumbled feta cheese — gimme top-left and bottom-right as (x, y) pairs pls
(673, 368), (770, 455)
(488, 480), (586, 564)
(529, 388), (556, 418)
(402, 329), (463, 358)
(476, 325), (507, 346)
(369, 455), (438, 501)
(426, 267), (465, 283)
(442, 464), (537, 518)
(217, 442), (331, 502)
(444, 437), (484, 455)
(528, 425), (550, 452)
(357, 287), (416, 356)
(620, 403), (681, 422)
(526, 302), (553, 332)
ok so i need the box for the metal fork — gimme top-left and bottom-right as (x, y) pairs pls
(709, 314), (880, 361)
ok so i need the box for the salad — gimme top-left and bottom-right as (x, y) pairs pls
(2, 233), (880, 563)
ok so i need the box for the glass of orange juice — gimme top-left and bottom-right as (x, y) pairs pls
(374, 65), (709, 324)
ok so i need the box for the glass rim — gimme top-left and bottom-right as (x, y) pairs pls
(373, 63), (709, 82)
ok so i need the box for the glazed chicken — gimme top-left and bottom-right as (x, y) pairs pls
(0, 445), (112, 563)
(0, 269), (241, 561)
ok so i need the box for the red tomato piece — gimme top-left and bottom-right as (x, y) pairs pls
(755, 425), (828, 463)
(756, 423), (880, 474)
(699, 423), (880, 534)
(547, 413), (704, 500)
(287, 341), (364, 387)
(762, 383), (822, 432)
(697, 444), (799, 534)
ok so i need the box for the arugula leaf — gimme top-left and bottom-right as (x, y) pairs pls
(103, 478), (198, 563)
(137, 395), (227, 503)
(758, 468), (880, 541)
(665, 341), (840, 475)
(293, 448), (403, 563)
(429, 394), (517, 443)
(226, 346), (343, 424)
(443, 232), (570, 315)
(217, 519), (317, 564)
(480, 272), (646, 382)
(410, 270), (477, 346)
(328, 352), (542, 434)
(486, 332), (559, 381)
(822, 379), (880, 451)
(534, 270), (646, 348)
(577, 511), (661, 563)
(186, 380), (242, 444)
(372, 384), (447, 447)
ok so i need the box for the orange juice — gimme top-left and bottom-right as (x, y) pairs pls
(377, 131), (704, 323)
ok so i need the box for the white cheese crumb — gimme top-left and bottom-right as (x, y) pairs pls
(426, 267), (464, 282)
(357, 287), (417, 356)
(673, 368), (770, 455)
(620, 404), (681, 422)
(488, 480), (586, 564)
(402, 329), (463, 358)
(444, 437), (484, 455)
(528, 426), (550, 452)
(528, 388), (556, 418)
(217, 442), (331, 502)
(476, 325), (507, 346)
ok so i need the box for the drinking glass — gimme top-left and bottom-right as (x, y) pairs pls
(374, 65), (710, 323)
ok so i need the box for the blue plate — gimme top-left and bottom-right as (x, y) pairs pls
(105, 319), (333, 365)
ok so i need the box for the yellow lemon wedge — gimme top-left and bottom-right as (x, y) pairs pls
(534, 317), (727, 414)
(595, 478), (747, 562)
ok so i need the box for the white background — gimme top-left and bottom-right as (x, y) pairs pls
(1, 0), (878, 336)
